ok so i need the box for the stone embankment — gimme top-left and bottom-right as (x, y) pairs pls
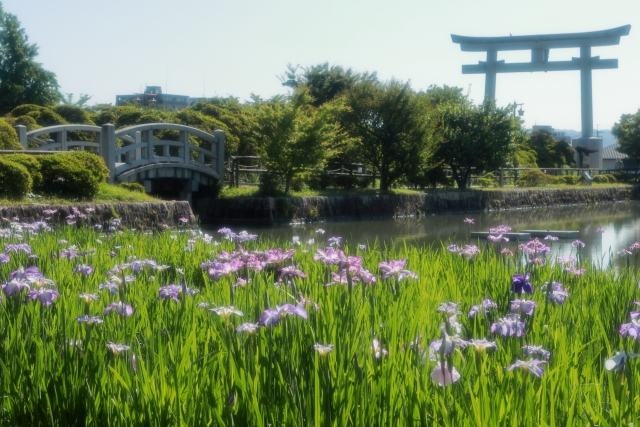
(195, 187), (639, 225)
(0, 201), (195, 228)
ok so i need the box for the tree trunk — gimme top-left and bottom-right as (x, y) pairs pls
(452, 167), (467, 190)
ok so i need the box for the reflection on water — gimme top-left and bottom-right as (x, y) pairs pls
(207, 201), (640, 269)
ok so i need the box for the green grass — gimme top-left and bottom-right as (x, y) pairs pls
(481, 183), (633, 191)
(221, 186), (433, 198)
(0, 226), (639, 426)
(0, 182), (158, 205)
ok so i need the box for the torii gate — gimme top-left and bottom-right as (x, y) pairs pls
(451, 25), (630, 168)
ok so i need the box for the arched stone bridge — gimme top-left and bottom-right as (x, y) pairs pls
(14, 123), (224, 203)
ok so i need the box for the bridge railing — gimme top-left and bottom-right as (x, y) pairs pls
(14, 123), (224, 185)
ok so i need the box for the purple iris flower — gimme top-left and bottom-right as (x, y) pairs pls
(313, 248), (342, 265)
(620, 318), (640, 339)
(572, 240), (585, 248)
(542, 281), (569, 304)
(564, 266), (586, 276)
(0, 254), (9, 264)
(506, 359), (547, 377)
(522, 345), (551, 359)
(431, 362), (461, 386)
(179, 217), (189, 223)
(378, 259), (418, 281)
(520, 239), (551, 255)
(327, 237), (342, 248)
(447, 244), (460, 253)
(463, 218), (474, 224)
(158, 284), (199, 303)
(207, 259), (243, 281)
(26, 288), (59, 306)
(98, 281), (119, 295)
(436, 302), (462, 317)
(490, 314), (526, 337)
(106, 342), (130, 356)
(76, 315), (104, 326)
(259, 304), (308, 327)
(630, 302), (640, 319)
(460, 245), (481, 259)
(468, 299), (498, 318)
(5, 243), (31, 255)
(278, 265), (307, 282)
(429, 334), (468, 356)
(371, 339), (388, 358)
(104, 302), (134, 317)
(236, 323), (260, 335)
(544, 235), (559, 241)
(510, 299), (537, 316)
(73, 264), (94, 276)
(2, 279), (30, 297)
(511, 272), (533, 294)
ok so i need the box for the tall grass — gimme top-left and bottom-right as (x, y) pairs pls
(0, 224), (638, 426)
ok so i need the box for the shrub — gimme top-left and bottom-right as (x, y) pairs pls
(38, 152), (108, 199)
(593, 175), (609, 183)
(0, 158), (32, 198)
(119, 182), (145, 193)
(333, 174), (359, 190)
(476, 172), (497, 188)
(259, 172), (284, 196)
(516, 169), (553, 187)
(612, 171), (631, 183)
(603, 174), (617, 183)
(0, 120), (23, 150)
(559, 175), (580, 185)
(14, 115), (40, 131)
(2, 154), (43, 190)
(54, 105), (95, 125)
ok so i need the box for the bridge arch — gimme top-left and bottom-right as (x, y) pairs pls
(14, 122), (225, 203)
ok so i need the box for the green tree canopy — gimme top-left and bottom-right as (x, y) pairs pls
(0, 3), (59, 114)
(340, 79), (435, 191)
(253, 89), (347, 193)
(434, 101), (514, 190)
(528, 130), (575, 168)
(422, 84), (470, 109)
(612, 109), (640, 164)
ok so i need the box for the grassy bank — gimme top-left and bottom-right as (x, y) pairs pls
(0, 182), (157, 205)
(220, 184), (632, 198)
(0, 221), (638, 426)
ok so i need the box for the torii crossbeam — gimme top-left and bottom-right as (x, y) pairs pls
(451, 25), (630, 139)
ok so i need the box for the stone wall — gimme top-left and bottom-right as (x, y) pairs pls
(195, 187), (639, 225)
(0, 201), (195, 228)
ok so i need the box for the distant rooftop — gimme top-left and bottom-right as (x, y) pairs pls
(601, 144), (628, 160)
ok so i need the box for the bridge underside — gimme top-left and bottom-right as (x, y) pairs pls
(117, 164), (219, 204)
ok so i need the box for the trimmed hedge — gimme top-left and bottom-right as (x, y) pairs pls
(2, 154), (43, 190)
(0, 120), (23, 150)
(38, 151), (108, 199)
(516, 169), (553, 187)
(0, 158), (32, 198)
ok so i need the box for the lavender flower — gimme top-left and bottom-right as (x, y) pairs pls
(542, 281), (569, 304)
(327, 236), (342, 248)
(316, 228), (325, 234)
(436, 302), (462, 317)
(179, 217), (189, 223)
(0, 253), (9, 264)
(511, 272), (533, 294)
(468, 299), (498, 318)
(259, 304), (308, 326)
(104, 302), (134, 317)
(463, 218), (474, 224)
(378, 259), (418, 281)
(278, 265), (307, 282)
(5, 243), (31, 255)
(106, 342), (130, 356)
(491, 314), (526, 337)
(209, 306), (243, 320)
(572, 240), (585, 248)
(429, 334), (468, 356)
(501, 248), (514, 257)
(313, 343), (334, 357)
(468, 338), (497, 353)
(460, 245), (481, 259)
(430, 362), (461, 386)
(564, 266), (586, 276)
(605, 350), (640, 372)
(596, 227), (606, 233)
(620, 318), (640, 339)
(98, 281), (119, 295)
(506, 359), (547, 377)
(76, 315), (104, 326)
(2, 279), (30, 297)
(26, 288), (59, 306)
(73, 264), (94, 276)
(446, 244), (460, 253)
(510, 299), (537, 316)
(236, 323), (260, 335)
(522, 345), (551, 359)
(544, 235), (559, 241)
(79, 293), (99, 303)
(371, 339), (388, 358)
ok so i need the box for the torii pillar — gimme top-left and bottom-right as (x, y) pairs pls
(452, 25), (630, 169)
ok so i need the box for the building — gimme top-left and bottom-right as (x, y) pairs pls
(601, 144), (637, 170)
(116, 86), (205, 111)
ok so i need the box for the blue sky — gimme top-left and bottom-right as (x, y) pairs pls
(4, 0), (639, 132)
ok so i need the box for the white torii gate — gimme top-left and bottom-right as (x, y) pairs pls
(452, 25), (630, 168)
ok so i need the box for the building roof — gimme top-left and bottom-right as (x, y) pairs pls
(601, 144), (628, 160)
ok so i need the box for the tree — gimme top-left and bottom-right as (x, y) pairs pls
(280, 63), (376, 107)
(0, 4), (60, 113)
(340, 79), (435, 191)
(253, 89), (347, 193)
(422, 84), (470, 109)
(613, 109), (640, 164)
(434, 101), (514, 190)
(528, 130), (575, 168)
(61, 93), (92, 107)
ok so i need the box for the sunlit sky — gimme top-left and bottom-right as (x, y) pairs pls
(4, 0), (639, 132)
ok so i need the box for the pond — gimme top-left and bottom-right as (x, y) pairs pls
(209, 201), (640, 269)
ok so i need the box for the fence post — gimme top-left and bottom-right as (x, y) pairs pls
(134, 131), (142, 161)
(60, 129), (68, 151)
(499, 167), (504, 187)
(14, 125), (27, 149)
(100, 123), (116, 184)
(213, 129), (225, 184)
